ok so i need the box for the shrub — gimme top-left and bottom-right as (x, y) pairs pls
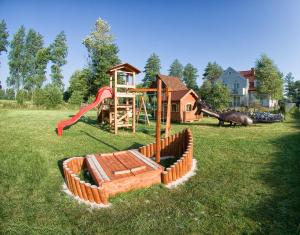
(5, 89), (15, 100)
(87, 95), (95, 104)
(43, 85), (63, 108)
(63, 90), (71, 102)
(16, 89), (27, 105)
(0, 89), (5, 99)
(69, 91), (84, 105)
(33, 88), (47, 105)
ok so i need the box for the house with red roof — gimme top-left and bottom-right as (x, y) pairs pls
(151, 75), (202, 123)
(218, 67), (278, 108)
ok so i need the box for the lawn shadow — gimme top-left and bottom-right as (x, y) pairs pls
(80, 130), (120, 151)
(243, 108), (300, 233)
(57, 157), (69, 179)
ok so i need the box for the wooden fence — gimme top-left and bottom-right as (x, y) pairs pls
(139, 128), (193, 184)
(63, 157), (109, 205)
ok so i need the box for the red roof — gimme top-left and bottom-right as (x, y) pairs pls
(163, 89), (198, 102)
(239, 68), (256, 91)
(157, 74), (188, 91)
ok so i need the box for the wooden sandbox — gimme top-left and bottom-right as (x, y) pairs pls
(62, 128), (194, 206)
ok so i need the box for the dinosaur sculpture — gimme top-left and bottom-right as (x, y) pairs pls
(194, 99), (253, 126)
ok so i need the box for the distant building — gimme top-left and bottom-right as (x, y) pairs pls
(151, 75), (202, 122)
(218, 67), (277, 108)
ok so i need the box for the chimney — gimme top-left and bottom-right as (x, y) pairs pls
(251, 67), (255, 75)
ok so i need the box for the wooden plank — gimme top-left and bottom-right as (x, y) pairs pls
(130, 165), (146, 172)
(128, 150), (161, 169)
(116, 93), (135, 98)
(87, 155), (110, 181)
(113, 169), (131, 175)
(98, 154), (134, 180)
(116, 84), (135, 88)
(114, 152), (145, 170)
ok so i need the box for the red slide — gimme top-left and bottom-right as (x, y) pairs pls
(57, 86), (113, 136)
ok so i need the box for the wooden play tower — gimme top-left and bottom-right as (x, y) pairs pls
(106, 63), (141, 134)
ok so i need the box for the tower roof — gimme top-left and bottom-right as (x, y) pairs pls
(107, 63), (141, 75)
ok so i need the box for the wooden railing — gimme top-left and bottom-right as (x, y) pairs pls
(139, 128), (193, 184)
(63, 157), (109, 205)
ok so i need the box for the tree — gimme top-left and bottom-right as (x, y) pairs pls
(42, 84), (63, 108)
(168, 59), (183, 80)
(183, 63), (198, 90)
(34, 47), (50, 88)
(23, 29), (44, 91)
(142, 53), (161, 87)
(83, 18), (120, 95)
(199, 80), (231, 110)
(0, 19), (9, 66)
(49, 31), (68, 91)
(255, 54), (283, 101)
(7, 26), (26, 90)
(202, 61), (223, 81)
(68, 70), (89, 95)
(292, 80), (300, 104)
(284, 72), (295, 100)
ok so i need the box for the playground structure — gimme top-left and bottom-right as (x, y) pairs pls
(60, 67), (195, 206)
(57, 63), (172, 135)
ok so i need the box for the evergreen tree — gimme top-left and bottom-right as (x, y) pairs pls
(49, 31), (68, 91)
(168, 59), (183, 80)
(284, 72), (295, 100)
(142, 53), (161, 87)
(7, 26), (26, 90)
(255, 54), (283, 100)
(294, 80), (300, 103)
(23, 29), (44, 91)
(202, 61), (223, 81)
(83, 18), (120, 95)
(0, 19), (9, 66)
(183, 63), (198, 90)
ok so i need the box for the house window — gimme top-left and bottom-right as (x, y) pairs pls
(185, 103), (193, 112)
(233, 96), (240, 107)
(171, 103), (178, 112)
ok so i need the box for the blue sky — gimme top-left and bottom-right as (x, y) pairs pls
(1, 0), (300, 89)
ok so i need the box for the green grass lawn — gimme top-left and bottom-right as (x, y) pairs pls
(0, 108), (299, 234)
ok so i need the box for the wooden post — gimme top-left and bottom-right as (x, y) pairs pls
(125, 74), (129, 125)
(109, 75), (112, 88)
(165, 89), (171, 137)
(114, 70), (118, 134)
(156, 76), (162, 163)
(132, 72), (136, 133)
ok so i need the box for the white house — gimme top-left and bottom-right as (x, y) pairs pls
(218, 67), (277, 108)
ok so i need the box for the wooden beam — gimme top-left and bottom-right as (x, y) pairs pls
(156, 77), (162, 163)
(129, 88), (173, 93)
(114, 70), (118, 134)
(165, 90), (171, 136)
